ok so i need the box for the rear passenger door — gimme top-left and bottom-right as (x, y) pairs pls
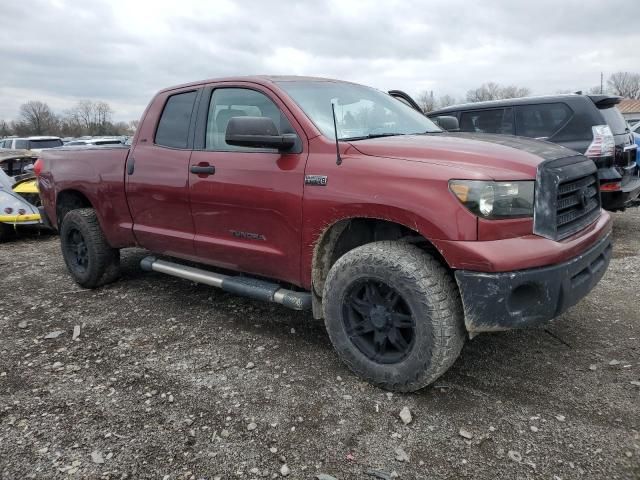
(125, 88), (200, 258)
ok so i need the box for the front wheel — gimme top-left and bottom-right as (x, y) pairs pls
(60, 208), (120, 288)
(322, 241), (465, 392)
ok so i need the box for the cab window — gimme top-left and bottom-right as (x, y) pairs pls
(155, 91), (198, 149)
(205, 88), (294, 151)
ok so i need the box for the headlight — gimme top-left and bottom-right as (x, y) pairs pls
(449, 180), (534, 219)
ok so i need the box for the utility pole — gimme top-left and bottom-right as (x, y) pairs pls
(600, 72), (603, 94)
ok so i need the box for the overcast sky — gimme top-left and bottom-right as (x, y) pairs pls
(1, 0), (638, 122)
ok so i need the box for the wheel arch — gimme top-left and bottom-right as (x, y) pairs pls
(56, 189), (94, 228)
(310, 216), (450, 319)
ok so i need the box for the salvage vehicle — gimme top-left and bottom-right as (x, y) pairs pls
(0, 166), (41, 242)
(36, 76), (612, 391)
(428, 95), (639, 211)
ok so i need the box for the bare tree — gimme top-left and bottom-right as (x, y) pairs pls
(466, 82), (531, 102)
(0, 120), (12, 137)
(437, 94), (458, 108)
(65, 100), (116, 136)
(18, 101), (59, 135)
(416, 90), (436, 113)
(607, 72), (640, 99)
(499, 85), (531, 99)
(466, 82), (502, 102)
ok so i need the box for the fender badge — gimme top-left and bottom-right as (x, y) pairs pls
(305, 175), (328, 186)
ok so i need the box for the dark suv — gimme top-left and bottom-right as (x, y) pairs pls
(428, 95), (640, 211)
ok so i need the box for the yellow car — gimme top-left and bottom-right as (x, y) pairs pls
(0, 151), (43, 241)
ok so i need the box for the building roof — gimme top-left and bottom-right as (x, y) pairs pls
(618, 99), (640, 114)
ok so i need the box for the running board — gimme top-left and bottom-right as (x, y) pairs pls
(140, 256), (312, 311)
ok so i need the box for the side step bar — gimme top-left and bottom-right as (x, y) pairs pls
(140, 256), (312, 311)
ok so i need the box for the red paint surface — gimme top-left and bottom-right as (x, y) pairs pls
(39, 76), (612, 290)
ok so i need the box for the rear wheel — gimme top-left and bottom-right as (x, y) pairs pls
(322, 241), (465, 392)
(60, 208), (120, 288)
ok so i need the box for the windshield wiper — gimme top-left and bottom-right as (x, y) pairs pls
(341, 133), (407, 141)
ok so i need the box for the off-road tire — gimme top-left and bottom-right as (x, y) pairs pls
(60, 208), (120, 288)
(322, 241), (465, 392)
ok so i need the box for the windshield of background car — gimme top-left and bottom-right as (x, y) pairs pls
(599, 107), (628, 135)
(29, 139), (63, 149)
(278, 81), (441, 140)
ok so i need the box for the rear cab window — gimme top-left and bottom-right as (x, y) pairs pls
(155, 91), (198, 148)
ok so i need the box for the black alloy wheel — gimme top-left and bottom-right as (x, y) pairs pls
(342, 279), (415, 364)
(65, 228), (89, 273)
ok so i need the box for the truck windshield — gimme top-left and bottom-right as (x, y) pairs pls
(278, 81), (441, 140)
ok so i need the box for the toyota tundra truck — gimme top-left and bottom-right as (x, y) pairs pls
(35, 76), (612, 392)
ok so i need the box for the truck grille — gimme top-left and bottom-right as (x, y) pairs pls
(556, 173), (600, 239)
(534, 155), (601, 241)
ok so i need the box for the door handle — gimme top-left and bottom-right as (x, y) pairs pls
(127, 155), (135, 175)
(190, 165), (215, 175)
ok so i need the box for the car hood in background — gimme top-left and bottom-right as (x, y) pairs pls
(349, 132), (581, 180)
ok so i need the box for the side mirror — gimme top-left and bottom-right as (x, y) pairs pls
(225, 116), (297, 151)
(432, 115), (460, 132)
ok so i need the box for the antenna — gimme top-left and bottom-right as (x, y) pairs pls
(331, 102), (342, 166)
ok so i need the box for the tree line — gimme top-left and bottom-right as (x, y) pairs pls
(0, 100), (138, 138)
(416, 71), (640, 113)
(2, 71), (639, 136)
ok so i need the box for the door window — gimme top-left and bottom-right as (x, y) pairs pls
(459, 108), (513, 134)
(205, 88), (293, 151)
(515, 103), (572, 139)
(155, 90), (198, 149)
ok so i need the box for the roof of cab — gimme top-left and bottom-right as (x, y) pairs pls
(159, 75), (358, 94)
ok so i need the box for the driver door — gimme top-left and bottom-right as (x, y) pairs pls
(188, 84), (308, 285)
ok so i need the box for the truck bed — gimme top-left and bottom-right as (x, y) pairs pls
(38, 145), (135, 248)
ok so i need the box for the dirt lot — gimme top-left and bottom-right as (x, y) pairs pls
(1, 212), (639, 480)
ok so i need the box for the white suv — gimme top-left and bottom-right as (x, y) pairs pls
(0, 136), (63, 151)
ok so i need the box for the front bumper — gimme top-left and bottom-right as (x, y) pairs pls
(455, 232), (612, 334)
(0, 213), (41, 225)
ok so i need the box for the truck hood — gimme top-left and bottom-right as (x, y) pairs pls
(349, 132), (579, 180)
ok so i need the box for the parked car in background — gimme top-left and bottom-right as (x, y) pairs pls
(0, 152), (42, 241)
(0, 136), (63, 151)
(64, 137), (125, 147)
(429, 95), (640, 211)
(0, 149), (37, 178)
(36, 75), (612, 391)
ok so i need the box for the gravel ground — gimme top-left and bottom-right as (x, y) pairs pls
(1, 212), (639, 480)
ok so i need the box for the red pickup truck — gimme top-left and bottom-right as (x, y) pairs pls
(36, 76), (612, 391)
